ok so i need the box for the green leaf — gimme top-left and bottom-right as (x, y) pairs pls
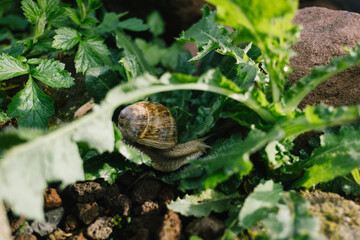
(178, 6), (246, 63)
(294, 126), (360, 188)
(21, 0), (41, 24)
(147, 11), (164, 37)
(0, 128), (84, 220)
(239, 180), (325, 240)
(0, 53), (29, 81)
(168, 189), (240, 217)
(94, 12), (127, 35)
(115, 30), (153, 76)
(31, 59), (75, 88)
(239, 180), (284, 228)
(118, 18), (148, 32)
(0, 111), (8, 122)
(37, 0), (67, 27)
(207, 0), (300, 102)
(87, 0), (102, 12)
(119, 55), (142, 80)
(6, 77), (54, 128)
(65, 7), (82, 25)
(0, 14), (29, 31)
(75, 36), (111, 73)
(85, 66), (120, 103)
(52, 27), (81, 50)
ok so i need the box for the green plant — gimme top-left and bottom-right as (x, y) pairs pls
(1, 0), (360, 239)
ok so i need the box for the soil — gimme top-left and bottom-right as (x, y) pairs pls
(5, 1), (360, 240)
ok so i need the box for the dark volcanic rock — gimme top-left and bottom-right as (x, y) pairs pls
(66, 182), (105, 203)
(186, 216), (225, 240)
(131, 179), (162, 204)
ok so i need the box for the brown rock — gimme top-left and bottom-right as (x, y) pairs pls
(303, 190), (360, 240)
(134, 201), (161, 216)
(44, 188), (62, 210)
(63, 214), (79, 232)
(158, 210), (181, 240)
(185, 216), (225, 240)
(68, 231), (87, 240)
(86, 217), (114, 240)
(106, 194), (131, 216)
(67, 182), (105, 203)
(14, 234), (37, 240)
(77, 202), (102, 225)
(289, 7), (360, 108)
(131, 179), (162, 204)
(47, 228), (72, 240)
(10, 216), (26, 233)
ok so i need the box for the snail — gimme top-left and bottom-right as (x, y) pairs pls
(117, 101), (210, 172)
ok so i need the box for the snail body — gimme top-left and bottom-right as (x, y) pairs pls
(118, 101), (209, 172)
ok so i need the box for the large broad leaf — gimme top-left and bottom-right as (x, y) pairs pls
(6, 77), (54, 129)
(294, 126), (360, 188)
(168, 189), (240, 217)
(32, 59), (75, 88)
(0, 53), (29, 81)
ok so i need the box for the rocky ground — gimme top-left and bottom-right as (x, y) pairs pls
(4, 2), (360, 240)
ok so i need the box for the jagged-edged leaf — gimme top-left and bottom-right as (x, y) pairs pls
(118, 18), (148, 32)
(0, 53), (29, 81)
(206, 0), (300, 102)
(32, 59), (74, 88)
(119, 54), (142, 80)
(198, 127), (284, 188)
(115, 30), (153, 75)
(284, 44), (360, 111)
(178, 5), (246, 63)
(239, 180), (325, 240)
(85, 66), (120, 103)
(94, 12), (127, 35)
(294, 126), (360, 188)
(0, 111), (8, 122)
(21, 0), (41, 24)
(168, 189), (240, 217)
(75, 36), (111, 73)
(52, 27), (81, 50)
(6, 77), (54, 128)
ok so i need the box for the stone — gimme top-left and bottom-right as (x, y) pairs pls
(44, 188), (62, 210)
(106, 193), (131, 216)
(289, 7), (360, 108)
(185, 216), (225, 240)
(86, 217), (114, 240)
(31, 207), (64, 237)
(157, 210), (181, 240)
(66, 182), (105, 203)
(76, 202), (101, 225)
(14, 234), (37, 240)
(131, 179), (162, 204)
(134, 201), (161, 216)
(63, 214), (79, 232)
(303, 190), (360, 240)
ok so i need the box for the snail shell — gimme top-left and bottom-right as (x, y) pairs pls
(118, 101), (210, 172)
(118, 101), (177, 149)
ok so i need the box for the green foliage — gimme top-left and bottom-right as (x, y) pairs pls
(294, 126), (360, 188)
(7, 77), (54, 128)
(168, 189), (241, 217)
(238, 181), (325, 240)
(0, 53), (74, 128)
